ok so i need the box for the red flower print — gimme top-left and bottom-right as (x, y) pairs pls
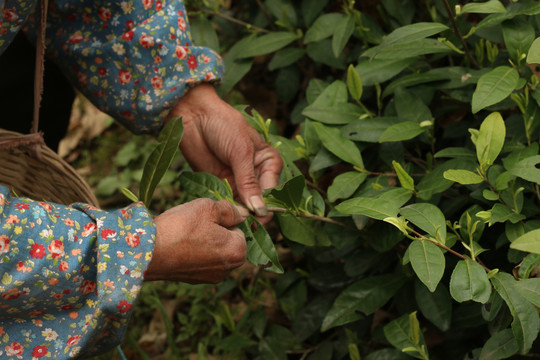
(29, 309), (46, 317)
(30, 243), (45, 259)
(205, 72), (217, 81)
(68, 32), (83, 44)
(3, 9), (18, 21)
(67, 335), (81, 347)
(142, 0), (154, 9)
(177, 16), (186, 31)
(151, 75), (163, 89)
(15, 203), (29, 211)
(61, 304), (73, 310)
(59, 261), (69, 271)
(175, 46), (188, 60)
(118, 69), (132, 85)
(38, 202), (52, 212)
(5, 342), (24, 357)
(97, 68), (107, 77)
(126, 20), (134, 29)
(98, 6), (111, 22)
(82, 223), (96, 237)
(155, 0), (162, 11)
(139, 34), (155, 49)
(66, 13), (76, 22)
(187, 55), (198, 70)
(77, 72), (87, 85)
(125, 232), (140, 248)
(47, 240), (65, 259)
(2, 288), (21, 300)
(0, 235), (9, 256)
(81, 280), (96, 295)
(117, 300), (132, 313)
(122, 30), (134, 41)
(101, 228), (117, 239)
(32, 345), (48, 358)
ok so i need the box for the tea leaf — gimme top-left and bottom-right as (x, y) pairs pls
(392, 161), (414, 191)
(384, 312), (428, 359)
(304, 13), (343, 44)
(401, 203), (446, 243)
(409, 240), (445, 292)
(327, 171), (367, 202)
(472, 67), (519, 113)
(379, 121), (424, 142)
(449, 260), (491, 303)
(510, 229), (540, 254)
(347, 65), (363, 102)
(235, 32), (299, 59)
(476, 112), (506, 168)
(462, 0), (506, 14)
(414, 280), (452, 331)
(527, 37), (540, 64)
(443, 169), (484, 184)
(240, 217), (283, 273)
(313, 122), (364, 167)
(333, 14), (355, 58)
(479, 329), (519, 360)
(336, 197), (400, 220)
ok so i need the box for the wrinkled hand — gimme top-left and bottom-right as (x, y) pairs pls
(145, 199), (249, 283)
(167, 83), (283, 223)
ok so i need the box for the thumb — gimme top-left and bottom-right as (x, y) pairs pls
(231, 155), (268, 217)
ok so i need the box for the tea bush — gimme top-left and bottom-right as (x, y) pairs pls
(102, 0), (540, 359)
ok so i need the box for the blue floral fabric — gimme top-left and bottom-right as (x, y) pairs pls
(0, 0), (224, 358)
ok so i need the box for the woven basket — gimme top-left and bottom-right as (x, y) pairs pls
(0, 129), (99, 207)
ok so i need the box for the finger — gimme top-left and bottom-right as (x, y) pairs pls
(213, 200), (250, 227)
(254, 146), (283, 191)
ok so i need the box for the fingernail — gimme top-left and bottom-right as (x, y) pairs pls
(234, 205), (250, 219)
(248, 196), (268, 216)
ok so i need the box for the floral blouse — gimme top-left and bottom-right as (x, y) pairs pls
(0, 0), (224, 358)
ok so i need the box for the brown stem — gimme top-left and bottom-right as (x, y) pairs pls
(256, 0), (275, 29)
(306, 179), (327, 197)
(201, 9), (271, 34)
(442, 0), (480, 69)
(267, 206), (357, 230)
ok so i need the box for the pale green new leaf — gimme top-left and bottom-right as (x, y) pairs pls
(313, 122), (364, 167)
(443, 169), (484, 185)
(384, 312), (428, 360)
(321, 274), (405, 331)
(479, 329), (519, 360)
(335, 197), (400, 220)
(527, 37), (540, 64)
(327, 171), (367, 202)
(235, 32), (299, 59)
(491, 272), (540, 354)
(472, 67), (519, 113)
(476, 112), (506, 168)
(140, 117), (183, 205)
(347, 65), (363, 102)
(449, 260), (491, 303)
(379, 121), (424, 142)
(510, 229), (540, 254)
(401, 203), (446, 243)
(409, 240), (445, 292)
(462, 0), (506, 14)
(392, 161), (414, 191)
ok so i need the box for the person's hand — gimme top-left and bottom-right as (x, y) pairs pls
(167, 83), (283, 224)
(145, 198), (249, 283)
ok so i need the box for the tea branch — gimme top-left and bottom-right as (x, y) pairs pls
(266, 206), (357, 230)
(442, 0), (480, 69)
(200, 9), (271, 34)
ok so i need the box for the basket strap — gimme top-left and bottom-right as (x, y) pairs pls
(0, 0), (47, 153)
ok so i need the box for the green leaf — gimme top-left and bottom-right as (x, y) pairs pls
(443, 169), (484, 185)
(515, 278), (540, 308)
(327, 171), (367, 202)
(375, 22), (449, 48)
(449, 260), (491, 303)
(476, 112), (506, 168)
(347, 65), (363, 103)
(415, 280), (452, 332)
(400, 203), (447, 243)
(434, 147), (476, 159)
(479, 329), (519, 360)
(306, 39), (347, 69)
(267, 175), (306, 211)
(491, 272), (540, 354)
(312, 122), (364, 167)
(304, 13), (343, 44)
(276, 214), (330, 246)
(363, 39), (452, 60)
(335, 197), (400, 220)
(302, 103), (364, 124)
(490, 203), (525, 225)
(342, 117), (401, 142)
(268, 48), (305, 71)
(417, 159), (478, 200)
(527, 37), (540, 64)
(220, 57), (253, 96)
(502, 19), (535, 63)
(462, 0), (506, 14)
(394, 87), (432, 124)
(392, 161), (414, 191)
(179, 171), (232, 200)
(240, 217), (283, 273)
(384, 312), (428, 360)
(409, 240), (445, 292)
(235, 32), (299, 59)
(355, 58), (416, 86)
(471, 67), (519, 113)
(518, 254), (540, 279)
(510, 229), (540, 254)
(139, 117), (183, 205)
(332, 14), (355, 58)
(121, 188), (139, 202)
(506, 155), (540, 184)
(311, 80), (347, 106)
(190, 15), (220, 51)
(379, 121), (424, 142)
(321, 274), (405, 331)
